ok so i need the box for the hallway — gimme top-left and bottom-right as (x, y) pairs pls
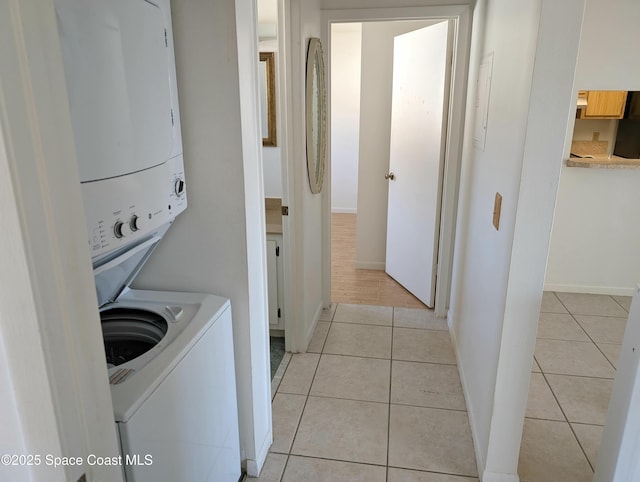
(255, 210), (637, 481)
(331, 213), (426, 308)
(251, 214), (479, 480)
(257, 303), (478, 481)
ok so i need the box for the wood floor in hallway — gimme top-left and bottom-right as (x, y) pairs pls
(331, 213), (426, 309)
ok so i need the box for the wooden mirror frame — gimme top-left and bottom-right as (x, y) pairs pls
(305, 38), (327, 194)
(260, 52), (277, 147)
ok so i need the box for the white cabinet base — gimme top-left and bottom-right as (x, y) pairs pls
(266, 234), (285, 331)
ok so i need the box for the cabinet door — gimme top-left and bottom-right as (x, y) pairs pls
(581, 91), (628, 119)
(266, 240), (279, 325)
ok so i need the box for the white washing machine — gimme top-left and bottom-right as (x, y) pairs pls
(94, 224), (242, 482)
(108, 291), (238, 482)
(54, 0), (242, 480)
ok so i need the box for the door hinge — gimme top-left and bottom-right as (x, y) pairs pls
(275, 246), (280, 257)
(281, 206), (289, 216)
(164, 29), (168, 47)
(171, 109), (174, 126)
(277, 308), (281, 318)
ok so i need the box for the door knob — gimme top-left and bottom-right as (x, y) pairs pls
(385, 172), (396, 181)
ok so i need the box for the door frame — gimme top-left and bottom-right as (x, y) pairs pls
(321, 5), (472, 317)
(0, 1), (122, 479)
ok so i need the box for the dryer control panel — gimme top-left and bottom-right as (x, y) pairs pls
(83, 156), (187, 259)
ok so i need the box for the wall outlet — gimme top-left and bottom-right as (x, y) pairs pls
(493, 192), (502, 231)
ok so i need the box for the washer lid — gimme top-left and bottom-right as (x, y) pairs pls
(93, 222), (170, 307)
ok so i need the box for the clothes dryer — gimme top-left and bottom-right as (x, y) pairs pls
(54, 1), (242, 480)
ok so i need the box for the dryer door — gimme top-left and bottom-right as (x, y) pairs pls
(56, 0), (174, 182)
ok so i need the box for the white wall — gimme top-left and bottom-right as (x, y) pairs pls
(263, 147), (283, 197)
(135, 0), (271, 475)
(282, 0), (325, 350)
(355, 20), (434, 270)
(0, 341), (27, 481)
(546, 169), (640, 296)
(449, 0), (584, 479)
(545, 0), (640, 296)
(259, 40), (284, 199)
(300, 0), (325, 346)
(0, 1), (123, 480)
(575, 0), (640, 89)
(330, 23), (362, 214)
(449, 0), (541, 471)
(572, 118), (617, 154)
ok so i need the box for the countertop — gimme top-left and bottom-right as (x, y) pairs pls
(265, 198), (283, 234)
(567, 140), (640, 168)
(566, 155), (640, 169)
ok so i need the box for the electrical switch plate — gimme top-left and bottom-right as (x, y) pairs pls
(592, 131), (600, 141)
(493, 192), (502, 230)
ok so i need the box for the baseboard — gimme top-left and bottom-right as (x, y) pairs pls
(303, 301), (325, 352)
(447, 312), (486, 480)
(544, 283), (635, 296)
(245, 428), (272, 477)
(354, 261), (385, 270)
(448, 314), (522, 482)
(481, 471), (520, 482)
(331, 208), (357, 214)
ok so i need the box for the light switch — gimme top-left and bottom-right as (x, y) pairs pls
(493, 193), (502, 230)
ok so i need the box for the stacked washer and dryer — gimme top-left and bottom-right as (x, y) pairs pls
(55, 1), (241, 481)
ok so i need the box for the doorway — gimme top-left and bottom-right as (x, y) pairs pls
(258, 0), (292, 378)
(329, 20), (439, 309)
(323, 7), (472, 317)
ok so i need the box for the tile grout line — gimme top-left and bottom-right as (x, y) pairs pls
(280, 304), (336, 476)
(554, 292), (629, 318)
(277, 452), (389, 468)
(277, 300), (471, 480)
(333, 320), (448, 331)
(542, 293), (597, 472)
(611, 295), (630, 314)
(555, 293), (618, 372)
(276, 454), (289, 482)
(540, 372), (615, 381)
(538, 368), (591, 466)
(318, 350), (457, 366)
(287, 304), (338, 460)
(273, 451), (481, 479)
(386, 307), (395, 482)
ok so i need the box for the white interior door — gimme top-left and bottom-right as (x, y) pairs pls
(385, 21), (450, 308)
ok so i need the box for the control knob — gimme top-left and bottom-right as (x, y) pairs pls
(174, 178), (185, 197)
(130, 215), (140, 232)
(113, 220), (130, 239)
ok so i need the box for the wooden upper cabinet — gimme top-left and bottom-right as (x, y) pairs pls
(579, 90), (628, 119)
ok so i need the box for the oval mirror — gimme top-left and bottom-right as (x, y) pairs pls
(305, 38), (326, 194)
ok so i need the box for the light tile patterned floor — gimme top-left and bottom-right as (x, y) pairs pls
(251, 304), (479, 482)
(519, 291), (631, 482)
(257, 292), (631, 481)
